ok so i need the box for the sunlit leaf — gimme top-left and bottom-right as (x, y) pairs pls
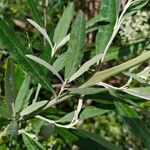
(65, 11), (86, 79)
(53, 3), (74, 44)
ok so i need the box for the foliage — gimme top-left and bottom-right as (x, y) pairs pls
(0, 0), (150, 149)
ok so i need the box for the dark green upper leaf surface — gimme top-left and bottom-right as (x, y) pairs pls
(22, 133), (44, 150)
(5, 58), (16, 118)
(115, 102), (150, 149)
(0, 18), (53, 92)
(65, 11), (86, 79)
(27, 0), (43, 26)
(96, 0), (120, 54)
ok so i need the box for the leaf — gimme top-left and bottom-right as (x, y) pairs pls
(86, 14), (108, 29)
(26, 55), (63, 82)
(115, 102), (150, 149)
(27, 19), (53, 50)
(81, 51), (150, 88)
(68, 53), (103, 82)
(20, 100), (48, 117)
(6, 121), (18, 139)
(65, 11), (86, 79)
(68, 87), (107, 95)
(57, 106), (109, 123)
(0, 18), (53, 92)
(0, 100), (9, 119)
(5, 58), (16, 118)
(53, 34), (70, 54)
(57, 128), (122, 150)
(53, 3), (74, 44)
(15, 76), (31, 113)
(22, 133), (44, 150)
(122, 87), (150, 100)
(27, 0), (43, 26)
(124, 0), (150, 18)
(68, 47), (122, 82)
(80, 106), (109, 120)
(52, 52), (67, 72)
(95, 0), (120, 54)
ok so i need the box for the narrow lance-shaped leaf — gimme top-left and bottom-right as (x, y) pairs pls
(115, 102), (150, 149)
(15, 75), (31, 113)
(26, 55), (63, 82)
(27, 0), (43, 26)
(124, 0), (150, 18)
(27, 19), (53, 50)
(65, 11), (86, 79)
(22, 133), (44, 150)
(52, 52), (67, 72)
(20, 100), (48, 117)
(0, 18), (53, 93)
(81, 51), (150, 88)
(96, 0), (120, 54)
(5, 58), (16, 118)
(53, 3), (74, 44)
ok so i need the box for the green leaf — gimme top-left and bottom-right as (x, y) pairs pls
(96, 0), (120, 54)
(15, 76), (31, 113)
(52, 52), (67, 72)
(68, 47), (122, 82)
(27, 19), (53, 50)
(27, 0), (43, 26)
(124, 0), (150, 18)
(115, 102), (150, 149)
(0, 100), (9, 119)
(6, 121), (18, 139)
(57, 106), (109, 123)
(57, 128), (122, 150)
(53, 3), (74, 44)
(81, 51), (150, 88)
(26, 55), (63, 82)
(86, 14), (108, 29)
(122, 87), (150, 100)
(65, 11), (86, 79)
(0, 18), (53, 92)
(68, 54), (103, 82)
(68, 87), (107, 95)
(22, 133), (44, 150)
(5, 58), (16, 118)
(20, 100), (48, 117)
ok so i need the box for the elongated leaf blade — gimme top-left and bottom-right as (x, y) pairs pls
(96, 0), (120, 54)
(65, 11), (86, 79)
(122, 87), (150, 100)
(20, 100), (48, 117)
(5, 58), (16, 118)
(57, 106), (109, 123)
(22, 133), (44, 150)
(27, 19), (53, 49)
(124, 0), (149, 18)
(52, 52), (67, 72)
(53, 3), (74, 44)
(27, 0), (43, 26)
(71, 129), (122, 150)
(81, 51), (150, 88)
(15, 76), (31, 113)
(26, 55), (63, 82)
(69, 54), (103, 82)
(68, 87), (107, 95)
(115, 102), (150, 149)
(0, 18), (53, 92)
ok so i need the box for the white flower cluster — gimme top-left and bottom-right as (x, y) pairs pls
(119, 10), (150, 44)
